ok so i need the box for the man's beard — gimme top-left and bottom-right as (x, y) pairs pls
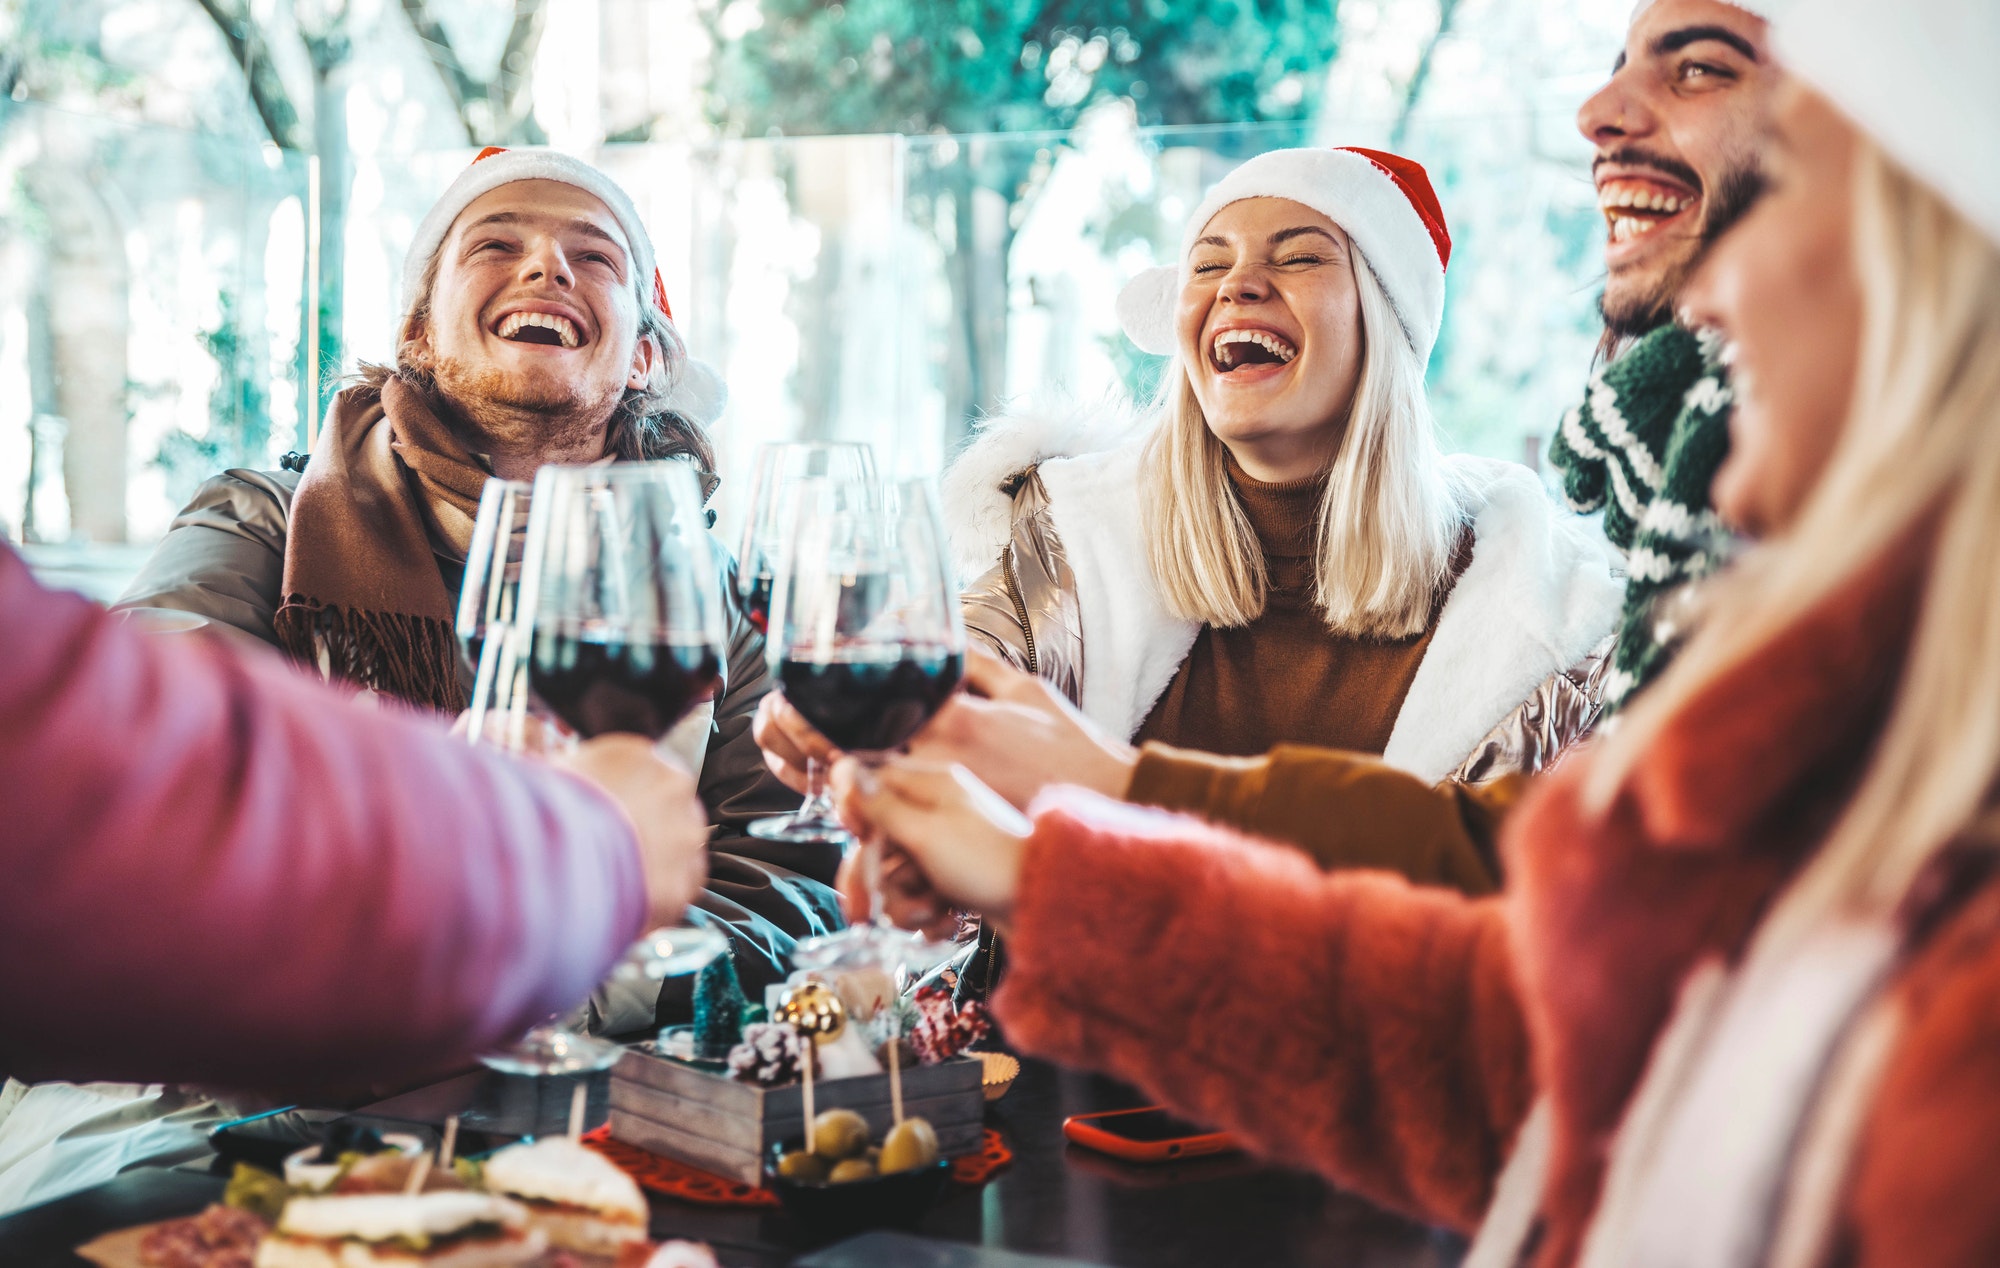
(417, 353), (624, 461)
(1599, 157), (1767, 341)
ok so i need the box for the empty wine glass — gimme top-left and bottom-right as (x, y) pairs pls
(457, 479), (538, 752)
(478, 462), (731, 1076)
(765, 476), (967, 977)
(735, 441), (877, 843)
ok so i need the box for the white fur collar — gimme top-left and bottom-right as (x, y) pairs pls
(1381, 457), (1623, 780)
(944, 405), (1625, 777)
(943, 396), (1148, 581)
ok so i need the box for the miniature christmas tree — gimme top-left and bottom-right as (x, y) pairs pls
(692, 952), (749, 1058)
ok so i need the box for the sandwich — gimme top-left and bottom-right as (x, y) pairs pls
(253, 1192), (544, 1267)
(479, 1137), (650, 1257)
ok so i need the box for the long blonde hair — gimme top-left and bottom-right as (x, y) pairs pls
(1142, 252), (1467, 639)
(1591, 140), (2000, 945)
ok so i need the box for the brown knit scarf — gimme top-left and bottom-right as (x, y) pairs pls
(273, 377), (491, 713)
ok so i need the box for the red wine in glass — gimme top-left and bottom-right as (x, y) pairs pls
(736, 442), (877, 844)
(530, 622), (722, 740)
(777, 648), (963, 754)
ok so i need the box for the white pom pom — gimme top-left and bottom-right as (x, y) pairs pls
(664, 357), (728, 426)
(1114, 266), (1180, 356)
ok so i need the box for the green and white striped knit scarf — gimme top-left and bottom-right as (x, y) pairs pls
(1548, 322), (1737, 712)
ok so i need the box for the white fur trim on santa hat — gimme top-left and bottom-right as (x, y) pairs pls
(1118, 147), (1447, 366)
(399, 149), (657, 318)
(1630, 0), (1776, 22)
(399, 147), (728, 426)
(1776, 0), (2000, 250)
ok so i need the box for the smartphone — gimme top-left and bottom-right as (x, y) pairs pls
(1061, 1107), (1240, 1163)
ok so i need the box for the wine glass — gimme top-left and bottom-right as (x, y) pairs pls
(735, 441), (878, 843)
(765, 476), (967, 977)
(480, 462), (731, 1076)
(457, 479), (536, 751)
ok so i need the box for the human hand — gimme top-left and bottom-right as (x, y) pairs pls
(831, 758), (1029, 937)
(903, 647), (1137, 810)
(558, 736), (711, 931)
(751, 691), (840, 795)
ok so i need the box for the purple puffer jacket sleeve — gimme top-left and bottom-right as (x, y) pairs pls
(0, 543), (647, 1091)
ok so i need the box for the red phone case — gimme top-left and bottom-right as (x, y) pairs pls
(1061, 1108), (1240, 1163)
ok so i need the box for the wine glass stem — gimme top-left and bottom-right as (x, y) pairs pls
(862, 837), (883, 927)
(800, 756), (836, 819)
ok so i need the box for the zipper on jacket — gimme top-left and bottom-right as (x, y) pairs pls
(1001, 544), (1039, 677)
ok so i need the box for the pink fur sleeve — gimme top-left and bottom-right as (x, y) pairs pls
(993, 788), (1534, 1231)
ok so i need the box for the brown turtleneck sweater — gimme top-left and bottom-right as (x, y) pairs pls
(1135, 460), (1456, 758)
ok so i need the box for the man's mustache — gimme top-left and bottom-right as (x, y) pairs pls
(1594, 146), (1704, 195)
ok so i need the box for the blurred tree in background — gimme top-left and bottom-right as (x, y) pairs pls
(191, 0), (549, 423)
(154, 295), (273, 506)
(704, 0), (1339, 135)
(703, 0), (1342, 446)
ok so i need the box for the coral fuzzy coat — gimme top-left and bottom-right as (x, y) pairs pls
(993, 540), (2000, 1266)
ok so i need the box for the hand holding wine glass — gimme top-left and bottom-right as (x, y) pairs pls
(755, 645), (1139, 810)
(827, 757), (1031, 939)
(765, 476), (967, 974)
(556, 734), (711, 933)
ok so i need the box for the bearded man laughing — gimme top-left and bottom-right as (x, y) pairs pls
(117, 149), (840, 1015)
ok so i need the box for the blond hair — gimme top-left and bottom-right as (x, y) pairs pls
(1590, 140), (2000, 947)
(1142, 254), (1467, 638)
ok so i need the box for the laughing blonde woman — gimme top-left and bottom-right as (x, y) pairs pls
(946, 147), (1621, 791)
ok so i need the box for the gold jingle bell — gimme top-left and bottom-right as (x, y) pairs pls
(777, 981), (847, 1046)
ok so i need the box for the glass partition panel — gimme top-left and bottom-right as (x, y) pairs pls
(0, 99), (308, 594)
(6, 104), (1608, 583)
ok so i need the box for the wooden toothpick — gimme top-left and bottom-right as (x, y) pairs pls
(801, 1040), (816, 1150)
(438, 1116), (460, 1170)
(888, 1030), (904, 1126)
(402, 1151), (433, 1196)
(567, 1082), (588, 1141)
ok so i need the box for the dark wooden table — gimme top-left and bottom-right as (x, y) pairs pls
(0, 1058), (1464, 1268)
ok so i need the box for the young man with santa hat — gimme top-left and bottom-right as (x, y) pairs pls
(116, 149), (841, 1011)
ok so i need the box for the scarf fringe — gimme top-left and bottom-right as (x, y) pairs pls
(274, 596), (467, 715)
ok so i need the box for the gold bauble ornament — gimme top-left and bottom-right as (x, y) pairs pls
(776, 981), (847, 1045)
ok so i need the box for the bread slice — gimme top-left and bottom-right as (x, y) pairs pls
(253, 1226), (545, 1267)
(256, 1193), (545, 1267)
(482, 1138), (649, 1255)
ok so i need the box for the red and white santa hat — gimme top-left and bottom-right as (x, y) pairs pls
(1116, 146), (1453, 366)
(398, 146), (727, 426)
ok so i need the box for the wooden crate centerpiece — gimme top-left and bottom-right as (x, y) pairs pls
(608, 1044), (985, 1184)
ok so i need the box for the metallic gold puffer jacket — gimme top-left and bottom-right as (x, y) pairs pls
(959, 465), (1612, 785)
